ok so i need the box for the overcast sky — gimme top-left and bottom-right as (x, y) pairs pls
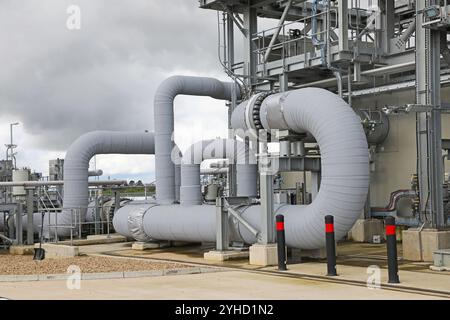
(0, 0), (239, 182)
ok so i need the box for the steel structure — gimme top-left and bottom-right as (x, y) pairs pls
(199, 0), (449, 230)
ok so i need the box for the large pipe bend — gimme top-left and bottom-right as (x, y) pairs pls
(117, 88), (368, 249)
(59, 130), (155, 236)
(180, 138), (257, 205)
(154, 75), (240, 205)
(258, 88), (369, 248)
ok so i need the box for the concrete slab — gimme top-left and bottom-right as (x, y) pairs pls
(132, 241), (170, 250)
(204, 250), (249, 262)
(86, 234), (127, 242)
(402, 229), (422, 261)
(421, 230), (450, 261)
(249, 244), (278, 266)
(430, 266), (450, 272)
(348, 219), (384, 243)
(9, 245), (34, 255)
(35, 243), (79, 259)
(403, 228), (450, 262)
(58, 233), (126, 246)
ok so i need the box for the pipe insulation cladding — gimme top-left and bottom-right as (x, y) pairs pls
(58, 130), (155, 236)
(233, 88), (370, 248)
(154, 76), (241, 205)
(180, 138), (257, 205)
(114, 87), (369, 249)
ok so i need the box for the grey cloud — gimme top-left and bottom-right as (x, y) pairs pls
(0, 0), (226, 151)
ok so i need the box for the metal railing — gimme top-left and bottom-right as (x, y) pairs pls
(40, 202), (115, 245)
(253, 8), (338, 74)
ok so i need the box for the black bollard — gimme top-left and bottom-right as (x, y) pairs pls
(385, 216), (400, 283)
(325, 215), (337, 276)
(276, 214), (287, 271)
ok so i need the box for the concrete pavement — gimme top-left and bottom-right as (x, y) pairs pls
(0, 270), (445, 300)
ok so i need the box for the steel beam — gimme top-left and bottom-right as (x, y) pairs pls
(263, 0), (293, 63)
(380, 0), (395, 54)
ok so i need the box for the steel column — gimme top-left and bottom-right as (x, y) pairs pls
(415, 0), (445, 228)
(259, 172), (274, 244)
(243, 5), (257, 88)
(227, 13), (237, 197)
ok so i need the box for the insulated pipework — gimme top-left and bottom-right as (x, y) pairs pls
(154, 76), (240, 205)
(180, 138), (257, 205)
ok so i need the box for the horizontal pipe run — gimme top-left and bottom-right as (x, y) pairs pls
(0, 180), (127, 187)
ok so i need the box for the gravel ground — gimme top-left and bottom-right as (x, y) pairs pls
(0, 252), (190, 275)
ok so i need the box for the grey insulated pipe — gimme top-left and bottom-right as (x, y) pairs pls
(233, 88), (369, 248)
(88, 169), (103, 177)
(116, 88), (368, 249)
(60, 130), (155, 236)
(154, 75), (240, 205)
(180, 138), (257, 205)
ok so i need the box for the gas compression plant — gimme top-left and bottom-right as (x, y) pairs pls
(1, 0), (450, 266)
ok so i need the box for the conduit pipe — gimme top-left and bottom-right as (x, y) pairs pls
(88, 169), (103, 177)
(180, 138), (257, 205)
(58, 130), (155, 236)
(154, 75), (240, 205)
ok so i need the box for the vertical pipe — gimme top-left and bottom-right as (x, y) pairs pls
(325, 215), (337, 276)
(276, 214), (287, 271)
(16, 203), (23, 245)
(26, 187), (34, 245)
(333, 71), (343, 98)
(385, 216), (400, 283)
(338, 0), (349, 51)
(216, 197), (228, 251)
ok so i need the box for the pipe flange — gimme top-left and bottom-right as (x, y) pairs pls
(244, 91), (274, 131)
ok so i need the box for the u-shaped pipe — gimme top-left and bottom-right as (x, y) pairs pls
(180, 138), (257, 205)
(57, 130), (155, 236)
(154, 76), (240, 205)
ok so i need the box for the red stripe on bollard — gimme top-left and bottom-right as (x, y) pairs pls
(276, 221), (284, 231)
(325, 223), (334, 233)
(386, 225), (396, 236)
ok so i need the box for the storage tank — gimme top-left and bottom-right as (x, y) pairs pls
(12, 168), (30, 196)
